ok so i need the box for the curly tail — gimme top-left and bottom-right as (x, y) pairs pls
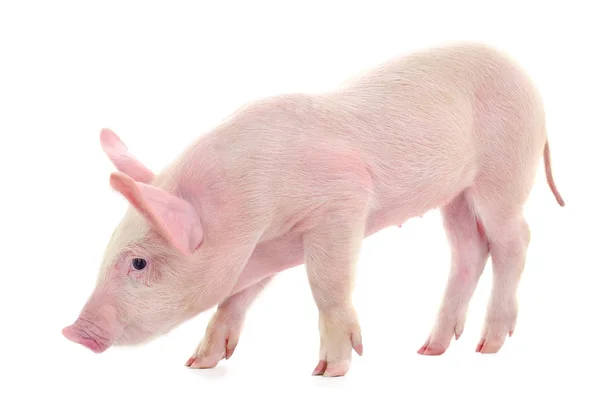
(543, 140), (565, 207)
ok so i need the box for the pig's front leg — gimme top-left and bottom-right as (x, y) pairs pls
(185, 275), (275, 369)
(304, 201), (369, 377)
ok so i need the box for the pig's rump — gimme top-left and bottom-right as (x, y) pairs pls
(317, 42), (550, 224)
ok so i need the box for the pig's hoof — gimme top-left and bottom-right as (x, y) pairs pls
(310, 307), (362, 377)
(476, 308), (516, 353)
(312, 359), (350, 377)
(186, 354), (222, 369)
(418, 315), (465, 355)
(476, 329), (513, 354)
(476, 337), (505, 354)
(417, 339), (447, 356)
(311, 308), (363, 377)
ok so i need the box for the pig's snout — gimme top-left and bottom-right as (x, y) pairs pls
(62, 316), (118, 353)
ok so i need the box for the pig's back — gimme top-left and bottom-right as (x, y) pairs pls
(321, 42), (545, 213)
(188, 42), (546, 239)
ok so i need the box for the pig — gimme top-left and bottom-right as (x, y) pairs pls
(62, 41), (564, 377)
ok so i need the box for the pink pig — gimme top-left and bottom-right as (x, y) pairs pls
(63, 42), (564, 377)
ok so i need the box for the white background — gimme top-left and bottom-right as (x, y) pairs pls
(1, 1), (598, 415)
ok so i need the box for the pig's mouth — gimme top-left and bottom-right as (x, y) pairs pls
(62, 317), (117, 353)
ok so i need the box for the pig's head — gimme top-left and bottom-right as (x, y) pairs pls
(62, 128), (208, 353)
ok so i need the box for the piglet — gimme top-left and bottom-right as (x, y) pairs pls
(63, 42), (564, 377)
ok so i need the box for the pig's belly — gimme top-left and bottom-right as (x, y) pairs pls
(233, 153), (471, 295)
(233, 206), (407, 294)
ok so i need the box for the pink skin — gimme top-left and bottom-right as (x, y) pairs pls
(63, 42), (564, 376)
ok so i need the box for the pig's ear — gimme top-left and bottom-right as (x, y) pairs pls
(100, 128), (155, 183)
(109, 172), (203, 255)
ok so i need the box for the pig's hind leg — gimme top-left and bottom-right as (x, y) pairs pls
(419, 191), (490, 355)
(186, 275), (275, 369)
(470, 192), (531, 354)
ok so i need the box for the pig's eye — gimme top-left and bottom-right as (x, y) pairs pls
(132, 258), (147, 270)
